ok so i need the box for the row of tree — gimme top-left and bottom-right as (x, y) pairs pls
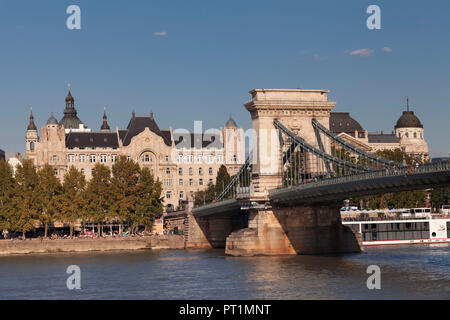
(0, 156), (163, 238)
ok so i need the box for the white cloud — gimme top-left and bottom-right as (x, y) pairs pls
(154, 31), (167, 36)
(347, 48), (374, 57)
(381, 46), (393, 53)
(313, 54), (327, 61)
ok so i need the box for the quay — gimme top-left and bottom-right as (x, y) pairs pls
(0, 235), (184, 256)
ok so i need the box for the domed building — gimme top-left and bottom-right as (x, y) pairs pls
(394, 100), (429, 160)
(330, 98), (429, 161)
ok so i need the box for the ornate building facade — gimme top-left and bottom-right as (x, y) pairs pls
(26, 88), (245, 211)
(330, 99), (429, 161)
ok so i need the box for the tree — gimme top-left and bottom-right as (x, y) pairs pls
(110, 156), (141, 234)
(194, 184), (216, 207)
(0, 160), (15, 232)
(85, 163), (112, 236)
(36, 164), (62, 238)
(215, 165), (231, 195)
(430, 187), (450, 209)
(10, 159), (39, 238)
(58, 166), (86, 237)
(134, 167), (163, 233)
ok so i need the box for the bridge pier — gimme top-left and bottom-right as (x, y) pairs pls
(185, 212), (248, 249)
(225, 204), (362, 256)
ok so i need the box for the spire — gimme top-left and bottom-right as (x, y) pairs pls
(406, 97), (409, 112)
(150, 110), (154, 120)
(132, 110), (135, 119)
(101, 107), (111, 132)
(27, 107), (37, 131)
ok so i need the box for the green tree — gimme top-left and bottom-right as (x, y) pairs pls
(58, 166), (86, 237)
(85, 163), (112, 236)
(110, 156), (141, 234)
(134, 167), (163, 233)
(215, 165), (231, 195)
(10, 159), (39, 238)
(36, 163), (62, 238)
(0, 160), (15, 232)
(430, 187), (450, 209)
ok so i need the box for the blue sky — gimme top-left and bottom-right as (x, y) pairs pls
(0, 0), (449, 157)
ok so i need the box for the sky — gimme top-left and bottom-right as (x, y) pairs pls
(0, 0), (449, 157)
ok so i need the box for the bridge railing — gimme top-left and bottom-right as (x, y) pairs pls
(273, 160), (450, 192)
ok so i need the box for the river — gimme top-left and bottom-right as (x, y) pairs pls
(0, 244), (449, 299)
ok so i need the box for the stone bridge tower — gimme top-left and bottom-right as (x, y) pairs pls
(244, 89), (336, 198)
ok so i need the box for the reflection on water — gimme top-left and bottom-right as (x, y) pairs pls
(0, 244), (449, 299)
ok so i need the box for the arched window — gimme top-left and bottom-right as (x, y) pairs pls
(30, 141), (35, 151)
(414, 132), (417, 138)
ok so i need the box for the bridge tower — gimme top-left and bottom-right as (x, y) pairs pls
(244, 89), (336, 198)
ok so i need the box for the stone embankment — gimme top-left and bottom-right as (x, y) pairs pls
(0, 235), (185, 256)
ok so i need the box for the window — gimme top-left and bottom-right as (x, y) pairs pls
(209, 179), (213, 185)
(166, 191), (172, 199)
(232, 155), (237, 162)
(179, 167), (183, 175)
(79, 154), (86, 163)
(207, 154), (213, 163)
(189, 167), (193, 175)
(199, 179), (203, 186)
(165, 155), (169, 162)
(127, 156), (131, 161)
(166, 168), (171, 175)
(217, 154), (223, 163)
(100, 155), (107, 163)
(189, 179), (193, 186)
(414, 132), (417, 138)
(68, 155), (75, 163)
(209, 167), (213, 175)
(186, 154), (193, 163)
(30, 141), (35, 151)
(199, 167), (203, 175)
(52, 155), (58, 162)
(179, 191), (184, 200)
(142, 154), (151, 162)
(80, 168), (85, 175)
(54, 168), (58, 175)
(179, 179), (183, 186)
(90, 155), (96, 163)
(405, 132), (409, 138)
(163, 179), (171, 186)
(111, 155), (117, 163)
(195, 154), (202, 163)
(177, 155), (183, 163)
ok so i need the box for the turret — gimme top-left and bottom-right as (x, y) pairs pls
(101, 107), (111, 132)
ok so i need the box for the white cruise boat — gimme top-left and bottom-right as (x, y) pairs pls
(341, 208), (450, 246)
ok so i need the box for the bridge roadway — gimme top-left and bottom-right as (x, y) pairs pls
(192, 160), (450, 216)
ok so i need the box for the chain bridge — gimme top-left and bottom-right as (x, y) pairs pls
(185, 89), (450, 256)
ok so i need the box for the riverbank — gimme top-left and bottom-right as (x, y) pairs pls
(0, 235), (185, 256)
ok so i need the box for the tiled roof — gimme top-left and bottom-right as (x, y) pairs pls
(368, 133), (400, 144)
(174, 132), (222, 149)
(122, 116), (172, 146)
(66, 132), (119, 148)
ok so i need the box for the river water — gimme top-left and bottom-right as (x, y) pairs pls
(0, 244), (449, 299)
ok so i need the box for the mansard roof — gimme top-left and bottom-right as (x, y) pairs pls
(121, 115), (172, 146)
(174, 132), (222, 149)
(367, 133), (400, 144)
(66, 132), (119, 149)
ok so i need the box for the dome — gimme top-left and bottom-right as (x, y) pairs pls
(46, 114), (59, 125)
(225, 116), (237, 128)
(330, 112), (364, 136)
(395, 111), (423, 129)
